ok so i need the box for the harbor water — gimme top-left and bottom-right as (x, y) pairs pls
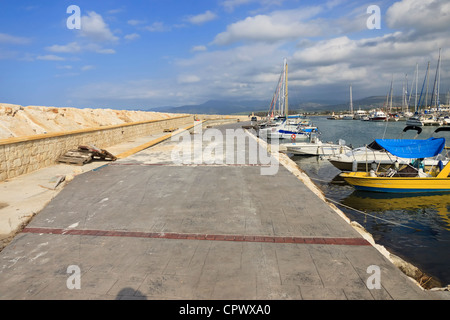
(285, 116), (450, 288)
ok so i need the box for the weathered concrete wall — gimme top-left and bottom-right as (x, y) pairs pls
(0, 115), (194, 181)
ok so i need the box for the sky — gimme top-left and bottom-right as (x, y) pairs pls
(0, 0), (449, 110)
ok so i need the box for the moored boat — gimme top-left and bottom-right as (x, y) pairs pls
(284, 133), (351, 156)
(369, 110), (387, 121)
(341, 132), (450, 193)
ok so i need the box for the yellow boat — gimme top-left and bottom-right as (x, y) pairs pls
(341, 133), (450, 193)
(341, 169), (450, 193)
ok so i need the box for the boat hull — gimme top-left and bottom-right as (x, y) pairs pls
(369, 117), (387, 122)
(286, 144), (351, 156)
(341, 172), (450, 193)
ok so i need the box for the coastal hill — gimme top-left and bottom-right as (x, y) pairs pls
(148, 95), (429, 115)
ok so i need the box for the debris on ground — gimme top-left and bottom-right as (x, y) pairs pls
(57, 145), (117, 165)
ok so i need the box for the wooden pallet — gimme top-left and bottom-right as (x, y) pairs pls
(57, 145), (116, 165)
(58, 151), (92, 165)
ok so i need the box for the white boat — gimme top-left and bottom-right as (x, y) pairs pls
(284, 133), (351, 156)
(369, 110), (387, 121)
(327, 112), (339, 120)
(258, 116), (317, 140)
(328, 126), (448, 171)
(406, 114), (424, 126)
(422, 115), (443, 126)
(328, 144), (447, 171)
(353, 109), (368, 120)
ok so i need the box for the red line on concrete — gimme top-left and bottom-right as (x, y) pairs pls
(21, 227), (371, 246)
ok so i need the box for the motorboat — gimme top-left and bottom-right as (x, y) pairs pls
(284, 132), (351, 156)
(341, 128), (450, 193)
(327, 126), (428, 171)
(369, 110), (387, 121)
(406, 114), (424, 126)
(353, 109), (368, 120)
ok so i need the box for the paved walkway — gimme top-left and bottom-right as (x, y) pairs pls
(0, 121), (447, 300)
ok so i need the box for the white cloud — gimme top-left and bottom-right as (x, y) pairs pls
(81, 11), (119, 42)
(107, 8), (123, 15)
(124, 33), (140, 41)
(220, 0), (285, 12)
(46, 42), (81, 53)
(191, 45), (207, 52)
(94, 47), (116, 54)
(386, 0), (450, 34)
(186, 11), (218, 25)
(213, 7), (323, 45)
(74, 79), (162, 103)
(46, 42), (115, 55)
(0, 33), (30, 45)
(128, 19), (146, 26)
(81, 65), (95, 71)
(36, 55), (65, 61)
(177, 75), (201, 84)
(144, 22), (171, 32)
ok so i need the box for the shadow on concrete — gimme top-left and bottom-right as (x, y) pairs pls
(115, 287), (147, 300)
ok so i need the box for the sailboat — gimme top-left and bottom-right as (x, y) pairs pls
(406, 50), (443, 126)
(258, 59), (316, 141)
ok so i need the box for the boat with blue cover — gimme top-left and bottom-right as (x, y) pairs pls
(341, 128), (450, 192)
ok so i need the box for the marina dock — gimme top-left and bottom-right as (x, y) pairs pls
(0, 120), (447, 301)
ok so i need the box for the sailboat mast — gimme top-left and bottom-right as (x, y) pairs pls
(415, 63), (418, 112)
(389, 75), (393, 112)
(425, 61), (430, 108)
(285, 59), (288, 118)
(437, 48), (441, 107)
(431, 48), (441, 108)
(349, 84), (353, 114)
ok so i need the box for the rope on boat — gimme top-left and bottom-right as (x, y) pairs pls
(324, 197), (422, 231)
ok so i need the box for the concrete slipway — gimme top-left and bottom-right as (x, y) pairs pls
(0, 119), (448, 301)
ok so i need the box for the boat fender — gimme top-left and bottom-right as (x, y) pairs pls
(369, 169), (377, 177)
(352, 160), (358, 172)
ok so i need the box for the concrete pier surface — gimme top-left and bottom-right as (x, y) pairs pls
(0, 120), (448, 300)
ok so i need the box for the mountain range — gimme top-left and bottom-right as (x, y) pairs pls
(144, 94), (449, 115)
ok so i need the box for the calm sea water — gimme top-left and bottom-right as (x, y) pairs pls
(287, 116), (450, 288)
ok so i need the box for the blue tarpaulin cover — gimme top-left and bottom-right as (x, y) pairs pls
(375, 137), (446, 158)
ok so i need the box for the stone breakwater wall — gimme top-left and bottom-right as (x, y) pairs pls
(0, 115), (194, 182)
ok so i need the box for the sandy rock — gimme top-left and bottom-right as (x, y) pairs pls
(0, 103), (183, 140)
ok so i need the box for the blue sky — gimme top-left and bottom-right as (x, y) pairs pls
(0, 0), (449, 109)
